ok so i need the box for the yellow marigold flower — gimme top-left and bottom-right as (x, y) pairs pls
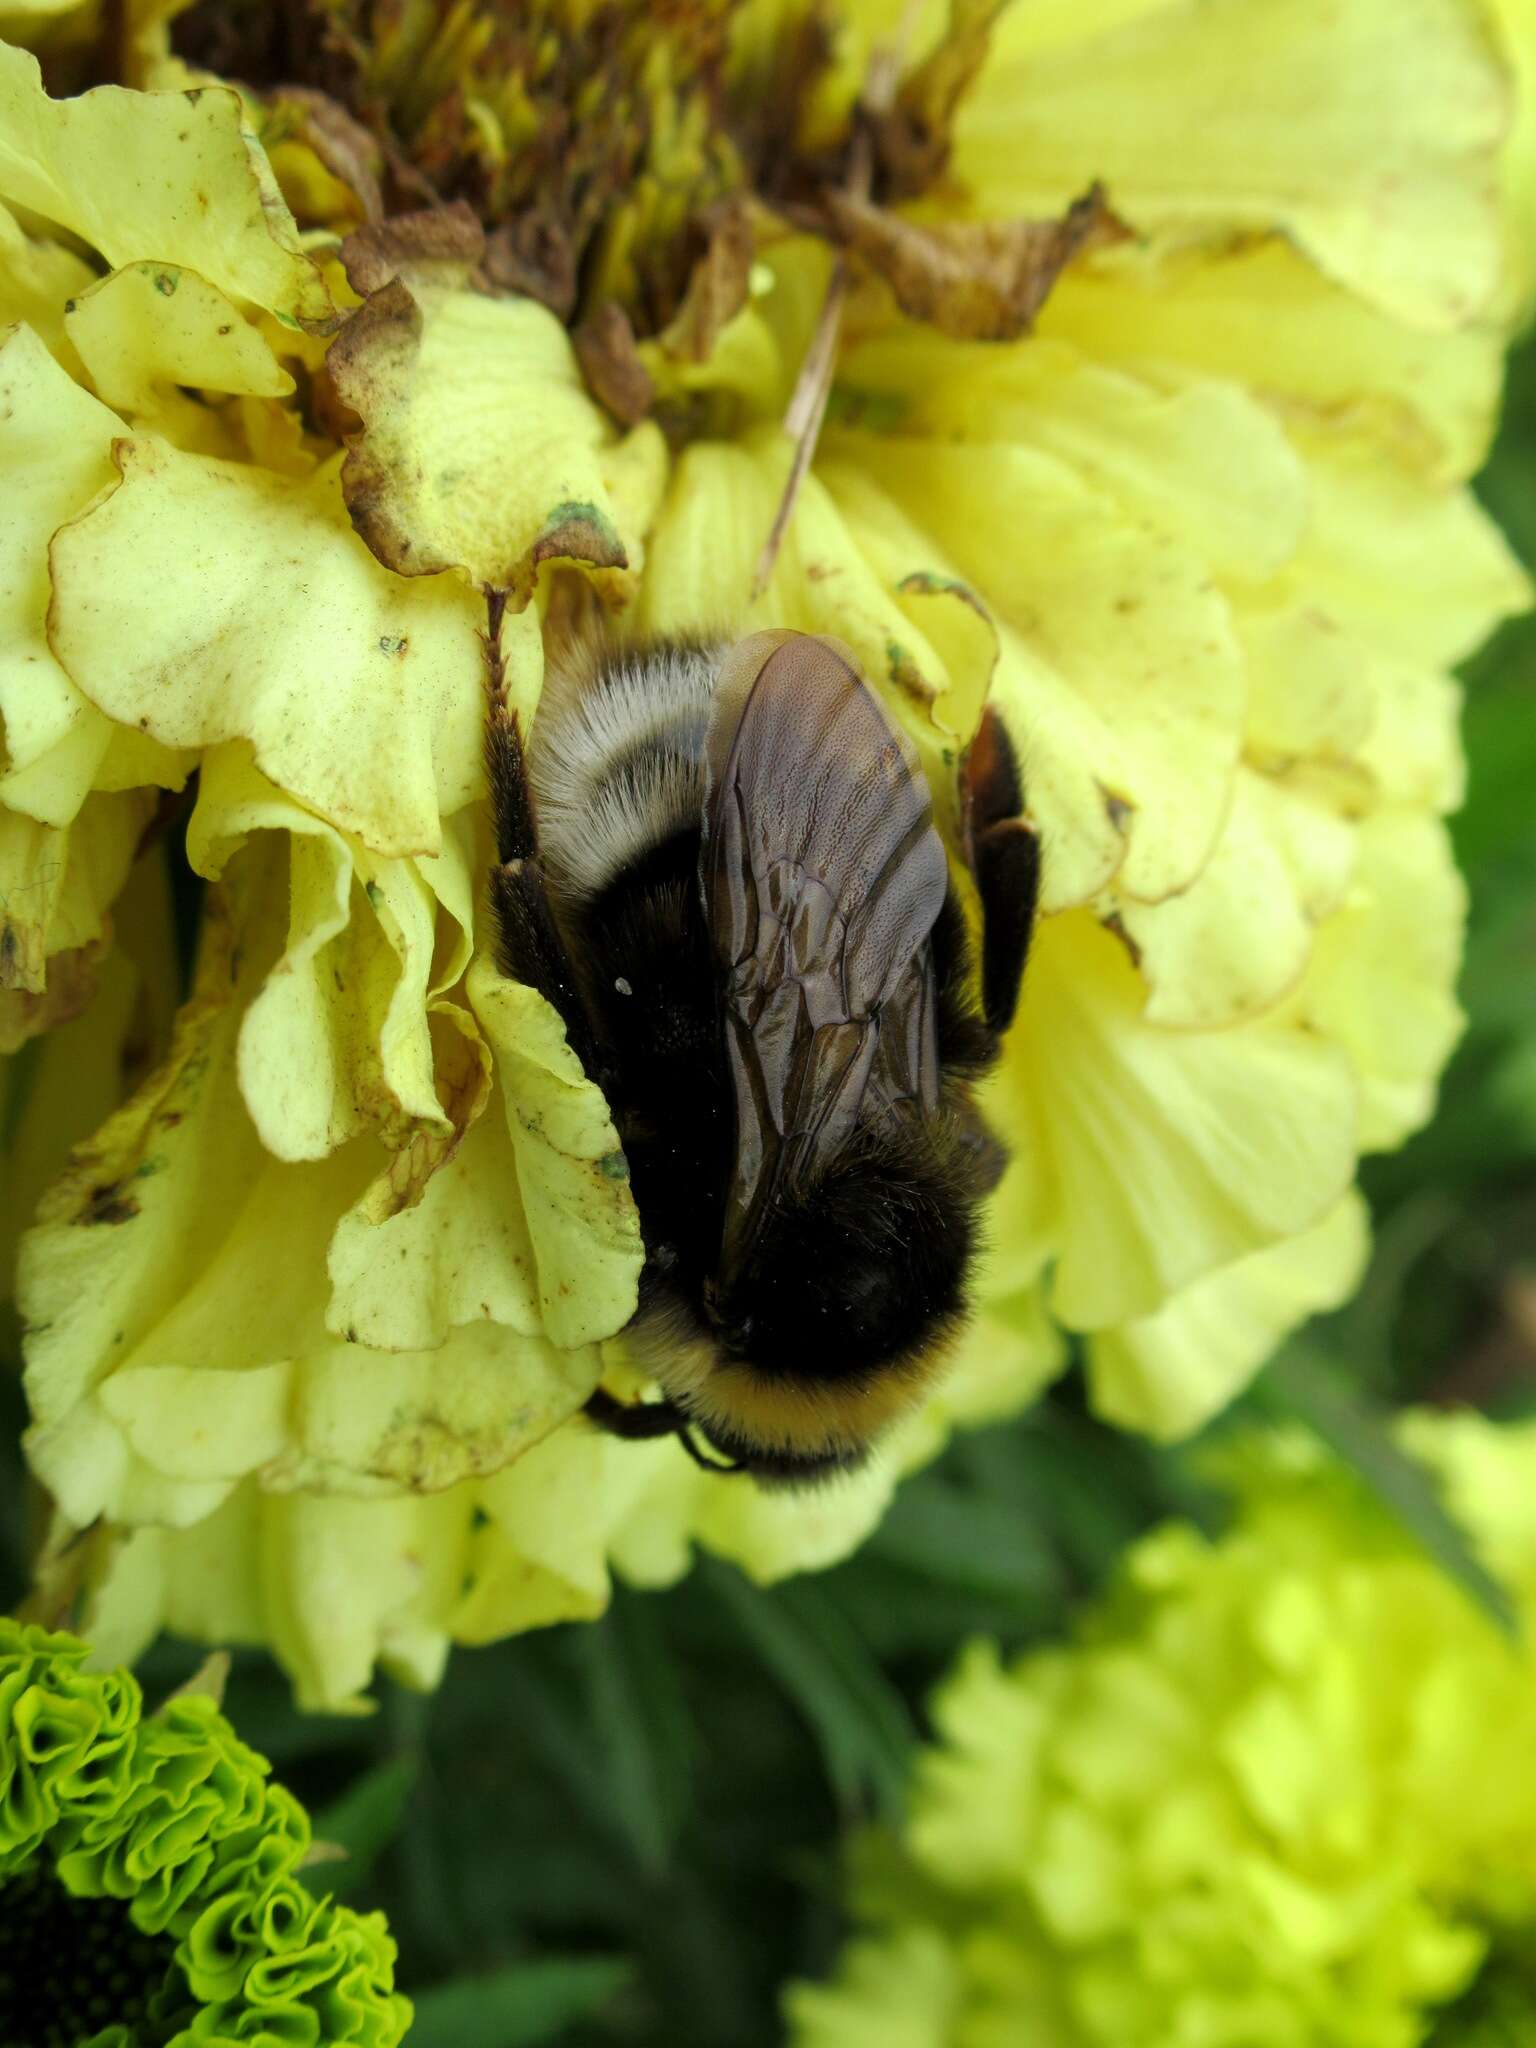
(0, 0), (1529, 1702)
(787, 1413), (1536, 2048)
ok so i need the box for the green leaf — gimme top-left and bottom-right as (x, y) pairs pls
(1257, 1345), (1520, 1637)
(406, 1958), (633, 2048)
(312, 1754), (419, 1895)
(866, 1473), (1066, 1610)
(574, 1592), (695, 1874)
(700, 1560), (915, 1820)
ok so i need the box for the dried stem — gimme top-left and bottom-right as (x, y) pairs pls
(750, 2), (921, 598)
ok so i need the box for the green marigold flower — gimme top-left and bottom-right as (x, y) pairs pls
(787, 1412), (1536, 2048)
(0, 1616), (410, 2047)
(0, 0), (1530, 1702)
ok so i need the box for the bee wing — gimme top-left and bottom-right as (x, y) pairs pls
(702, 631), (950, 1279)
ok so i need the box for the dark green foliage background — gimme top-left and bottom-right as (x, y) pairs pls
(4, 339), (1536, 2048)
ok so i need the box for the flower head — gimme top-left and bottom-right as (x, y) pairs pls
(0, 1616), (410, 2045)
(0, 0), (1529, 1700)
(788, 1412), (1536, 2048)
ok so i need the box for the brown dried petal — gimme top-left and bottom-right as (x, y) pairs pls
(874, 0), (1004, 198)
(270, 85), (386, 224)
(573, 301), (655, 427)
(339, 199), (485, 297)
(482, 211), (579, 320)
(657, 199), (755, 363)
(824, 184), (1129, 341)
(327, 256), (632, 598)
(0, 937), (104, 1054)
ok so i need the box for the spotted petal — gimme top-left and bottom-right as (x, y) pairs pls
(48, 436), (504, 856)
(0, 42), (329, 322)
(329, 252), (654, 600)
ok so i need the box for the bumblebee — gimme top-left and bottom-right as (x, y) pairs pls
(483, 620), (1039, 1487)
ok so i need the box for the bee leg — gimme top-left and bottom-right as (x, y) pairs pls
(583, 1388), (745, 1474)
(963, 706), (1040, 1039)
(482, 593), (602, 1074)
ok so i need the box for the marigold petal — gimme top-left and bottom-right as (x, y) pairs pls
(186, 753), (469, 1160)
(0, 46), (331, 317)
(0, 198), (93, 372)
(1293, 809), (1467, 1151)
(1105, 771), (1357, 1030)
(65, 261), (293, 443)
(465, 951), (644, 1351)
(48, 437), (496, 856)
(0, 43), (330, 322)
(685, 1454), (902, 1587)
(987, 909), (1358, 1329)
(785, 1928), (963, 2048)
(329, 272), (645, 599)
(0, 862), (174, 1289)
(839, 329), (1309, 580)
(638, 432), (987, 750)
(834, 433), (1245, 908)
(0, 791), (145, 1007)
(324, 1027), (553, 1353)
(1043, 236), (1504, 483)
(0, 323), (187, 826)
(261, 1320), (598, 1497)
(456, 1427), (677, 1639)
(957, 0), (1510, 327)
(1088, 1193), (1370, 1440)
(1292, 431), (1530, 668)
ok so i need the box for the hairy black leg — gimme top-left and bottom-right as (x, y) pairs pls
(481, 591), (601, 1072)
(582, 1388), (744, 1474)
(963, 706), (1040, 1038)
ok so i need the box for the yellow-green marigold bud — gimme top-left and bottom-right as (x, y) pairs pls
(0, 0), (1530, 1703)
(787, 1412), (1536, 2048)
(0, 1616), (410, 2046)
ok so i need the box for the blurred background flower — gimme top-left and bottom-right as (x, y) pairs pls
(0, 0), (1529, 1708)
(787, 1410), (1536, 2048)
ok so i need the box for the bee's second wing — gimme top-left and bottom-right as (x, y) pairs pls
(701, 632), (950, 1276)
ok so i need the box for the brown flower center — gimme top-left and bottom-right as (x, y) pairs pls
(173, 0), (845, 333)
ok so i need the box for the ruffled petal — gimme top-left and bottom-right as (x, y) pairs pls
(1103, 771), (1358, 1030)
(1087, 1192), (1370, 1439)
(1292, 809), (1467, 1151)
(185, 751), (473, 1161)
(0, 43), (330, 322)
(956, 0), (1510, 327)
(329, 256), (655, 601)
(0, 852), (176, 1290)
(1288, 430), (1530, 669)
(0, 792), (139, 994)
(466, 951), (644, 1351)
(1041, 237), (1505, 482)
(830, 432), (1245, 908)
(638, 430), (991, 752)
(18, 883), (614, 1526)
(985, 910), (1358, 1329)
(0, 198), (94, 372)
(0, 322), (188, 826)
(48, 437), (498, 856)
(838, 329), (1309, 581)
(64, 260), (294, 448)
